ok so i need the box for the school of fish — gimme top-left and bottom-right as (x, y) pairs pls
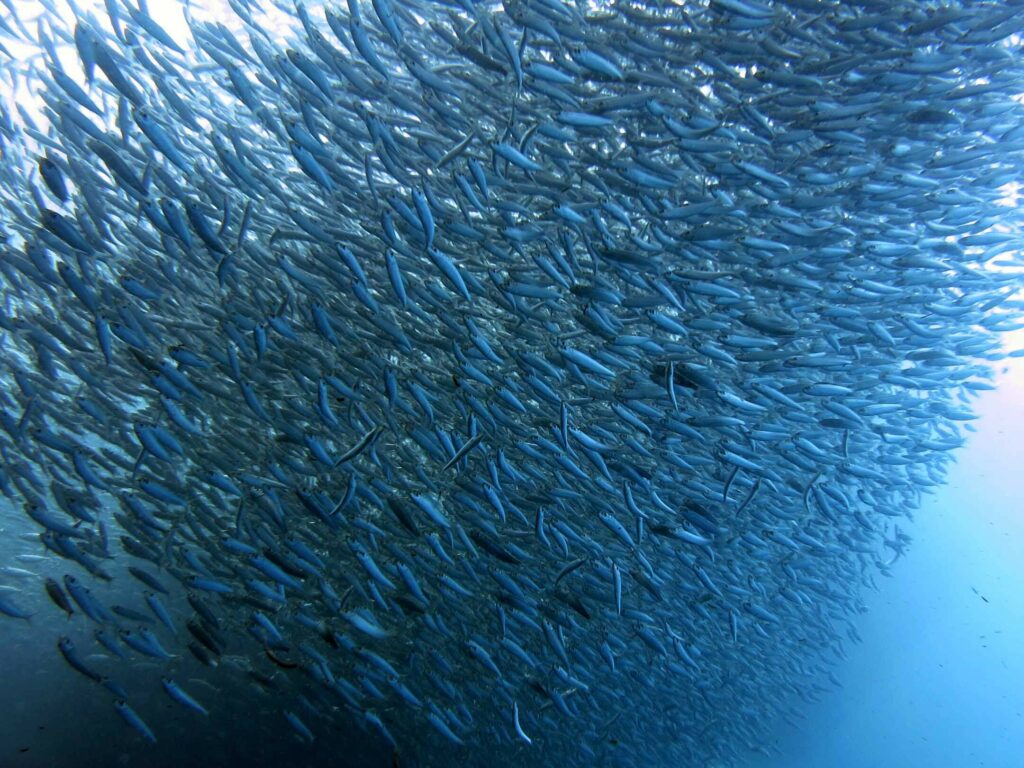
(0, 0), (1022, 764)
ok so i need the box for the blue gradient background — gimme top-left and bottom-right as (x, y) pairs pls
(747, 354), (1024, 768)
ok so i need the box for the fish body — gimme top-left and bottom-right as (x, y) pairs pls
(0, 2), (1018, 766)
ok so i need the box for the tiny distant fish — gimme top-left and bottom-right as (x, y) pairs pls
(0, 593), (32, 620)
(0, 1), (1019, 765)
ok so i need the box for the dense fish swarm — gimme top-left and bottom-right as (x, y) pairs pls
(0, 0), (1023, 764)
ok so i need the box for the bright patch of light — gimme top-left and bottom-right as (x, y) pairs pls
(996, 181), (1021, 208)
(0, 0), (294, 140)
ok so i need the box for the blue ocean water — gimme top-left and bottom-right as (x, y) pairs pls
(746, 358), (1024, 768)
(0, 1), (1022, 766)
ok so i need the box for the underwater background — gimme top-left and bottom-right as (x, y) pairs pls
(0, 1), (1022, 766)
